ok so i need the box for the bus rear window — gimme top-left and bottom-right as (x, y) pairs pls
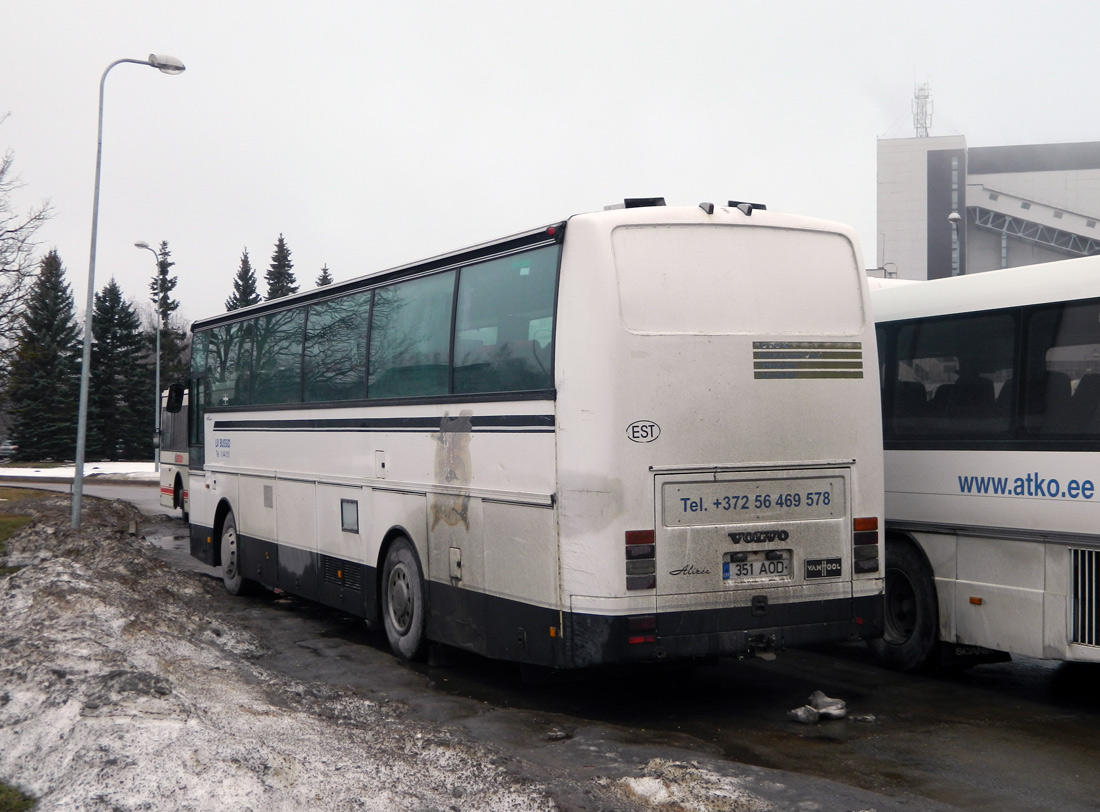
(611, 225), (864, 335)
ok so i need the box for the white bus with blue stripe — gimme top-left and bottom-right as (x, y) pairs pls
(872, 259), (1100, 669)
(186, 199), (884, 668)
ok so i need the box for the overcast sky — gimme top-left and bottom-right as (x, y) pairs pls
(3, 1), (1098, 326)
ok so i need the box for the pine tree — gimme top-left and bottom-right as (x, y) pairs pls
(88, 279), (151, 461)
(265, 234), (298, 300)
(5, 250), (81, 461)
(316, 264), (333, 287)
(148, 240), (179, 328)
(226, 248), (262, 311)
(144, 240), (189, 387)
(156, 313), (191, 386)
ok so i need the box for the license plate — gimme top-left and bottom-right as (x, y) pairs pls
(722, 550), (791, 582)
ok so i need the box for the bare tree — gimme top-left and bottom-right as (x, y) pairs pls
(0, 115), (53, 370)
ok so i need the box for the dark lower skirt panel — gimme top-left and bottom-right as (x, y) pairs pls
(190, 524), (883, 669)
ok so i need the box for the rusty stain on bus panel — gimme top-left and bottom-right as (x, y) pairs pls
(431, 410), (473, 531)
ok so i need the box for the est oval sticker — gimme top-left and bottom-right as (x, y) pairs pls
(626, 420), (661, 443)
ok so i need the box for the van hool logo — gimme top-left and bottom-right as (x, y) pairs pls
(727, 529), (790, 544)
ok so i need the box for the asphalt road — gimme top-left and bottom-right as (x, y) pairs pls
(7, 477), (1099, 811)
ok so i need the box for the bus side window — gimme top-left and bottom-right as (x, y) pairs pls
(369, 272), (455, 399)
(889, 312), (1013, 438)
(1025, 300), (1100, 436)
(453, 246), (556, 395)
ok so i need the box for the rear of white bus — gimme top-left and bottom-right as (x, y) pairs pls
(552, 202), (884, 667)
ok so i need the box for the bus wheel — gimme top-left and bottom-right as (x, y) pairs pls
(220, 510), (251, 596)
(174, 476), (188, 522)
(869, 539), (938, 672)
(382, 537), (426, 660)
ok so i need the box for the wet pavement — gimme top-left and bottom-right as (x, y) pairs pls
(114, 503), (1100, 811)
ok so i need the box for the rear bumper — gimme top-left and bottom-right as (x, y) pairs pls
(565, 594), (884, 667)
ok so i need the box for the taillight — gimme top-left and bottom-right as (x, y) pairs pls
(626, 614), (657, 644)
(853, 516), (879, 573)
(626, 530), (656, 590)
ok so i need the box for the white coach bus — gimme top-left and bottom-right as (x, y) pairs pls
(159, 387), (189, 521)
(871, 259), (1100, 670)
(185, 199), (884, 668)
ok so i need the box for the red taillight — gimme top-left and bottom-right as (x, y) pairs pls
(627, 615), (658, 645)
(853, 516), (880, 573)
(626, 530), (656, 590)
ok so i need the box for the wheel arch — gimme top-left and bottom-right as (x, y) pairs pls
(374, 525), (427, 616)
(870, 528), (944, 672)
(211, 498), (235, 568)
(885, 528), (934, 568)
(884, 527), (946, 632)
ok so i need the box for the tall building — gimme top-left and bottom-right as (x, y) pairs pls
(876, 135), (1100, 280)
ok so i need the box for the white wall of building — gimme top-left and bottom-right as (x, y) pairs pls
(876, 136), (965, 280)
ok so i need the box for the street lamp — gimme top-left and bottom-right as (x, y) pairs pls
(948, 211), (962, 276)
(71, 54), (186, 530)
(135, 241), (162, 474)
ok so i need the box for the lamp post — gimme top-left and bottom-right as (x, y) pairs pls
(948, 211), (962, 276)
(135, 241), (162, 474)
(71, 54), (186, 530)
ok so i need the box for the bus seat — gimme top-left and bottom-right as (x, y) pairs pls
(1036, 371), (1073, 433)
(950, 374), (995, 418)
(893, 380), (928, 418)
(930, 383), (956, 415)
(1068, 373), (1100, 433)
(995, 377), (1015, 414)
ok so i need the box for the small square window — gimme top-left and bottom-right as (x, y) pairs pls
(988, 192), (999, 201)
(1088, 220), (1097, 229)
(1021, 201), (1031, 210)
(340, 499), (359, 533)
(1054, 211), (1064, 219)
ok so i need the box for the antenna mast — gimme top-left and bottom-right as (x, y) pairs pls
(913, 83), (932, 138)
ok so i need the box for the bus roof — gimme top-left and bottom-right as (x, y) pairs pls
(191, 201), (860, 332)
(870, 254), (1100, 323)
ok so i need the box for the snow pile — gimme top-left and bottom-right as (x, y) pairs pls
(0, 496), (558, 811)
(618, 759), (771, 811)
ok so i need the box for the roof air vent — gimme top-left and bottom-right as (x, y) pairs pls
(728, 201), (767, 216)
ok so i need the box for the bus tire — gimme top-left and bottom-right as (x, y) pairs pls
(869, 538), (939, 672)
(381, 537), (427, 661)
(220, 510), (252, 596)
(174, 475), (188, 523)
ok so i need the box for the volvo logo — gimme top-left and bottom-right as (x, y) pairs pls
(728, 529), (790, 544)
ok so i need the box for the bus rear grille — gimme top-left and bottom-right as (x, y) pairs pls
(1071, 548), (1100, 646)
(752, 341), (864, 379)
(323, 555), (363, 591)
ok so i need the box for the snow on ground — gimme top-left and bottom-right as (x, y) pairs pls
(0, 494), (619, 811)
(0, 461), (157, 480)
(0, 483), (900, 812)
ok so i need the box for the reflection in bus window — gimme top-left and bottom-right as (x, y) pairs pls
(369, 271), (455, 399)
(454, 246), (556, 394)
(1025, 300), (1100, 435)
(304, 290), (371, 402)
(252, 309), (304, 405)
(882, 311), (1014, 438)
(206, 320), (253, 407)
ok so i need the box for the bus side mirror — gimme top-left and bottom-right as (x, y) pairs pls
(166, 382), (186, 413)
